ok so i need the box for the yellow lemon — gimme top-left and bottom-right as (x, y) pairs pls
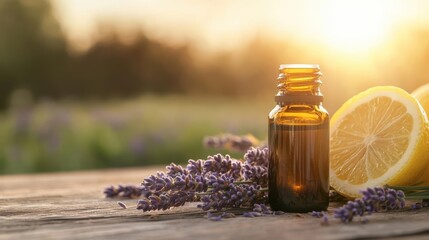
(412, 83), (429, 117)
(330, 86), (429, 198)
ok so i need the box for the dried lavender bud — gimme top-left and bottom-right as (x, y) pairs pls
(208, 215), (223, 221)
(137, 191), (196, 212)
(242, 147), (268, 187)
(117, 201), (127, 209)
(186, 159), (204, 176)
(104, 186), (118, 198)
(321, 213), (329, 226)
(253, 203), (272, 214)
(310, 211), (324, 218)
(203, 154), (242, 179)
(243, 211), (263, 217)
(142, 172), (207, 193)
(205, 211), (236, 221)
(166, 163), (188, 177)
(244, 147), (268, 167)
(104, 185), (143, 198)
(311, 211), (330, 225)
(206, 174), (235, 191)
(241, 164), (267, 187)
(334, 187), (405, 223)
(199, 183), (266, 211)
(411, 202), (422, 209)
(221, 212), (236, 218)
(203, 134), (259, 152)
(229, 135), (257, 152)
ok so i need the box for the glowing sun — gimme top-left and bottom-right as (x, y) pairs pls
(320, 0), (394, 53)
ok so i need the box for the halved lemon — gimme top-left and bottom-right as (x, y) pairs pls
(330, 86), (429, 198)
(412, 83), (429, 117)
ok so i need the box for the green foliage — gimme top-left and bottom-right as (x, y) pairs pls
(0, 95), (268, 174)
(0, 0), (68, 108)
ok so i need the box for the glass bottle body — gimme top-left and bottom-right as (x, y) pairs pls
(268, 64), (329, 213)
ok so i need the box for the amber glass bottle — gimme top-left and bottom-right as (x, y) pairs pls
(268, 64), (329, 213)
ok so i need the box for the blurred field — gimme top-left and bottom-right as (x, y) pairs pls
(2, 1), (429, 174)
(0, 95), (269, 174)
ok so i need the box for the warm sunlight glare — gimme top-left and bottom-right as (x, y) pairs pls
(320, 0), (394, 53)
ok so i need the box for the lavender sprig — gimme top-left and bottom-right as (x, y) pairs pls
(244, 147), (268, 168)
(143, 172), (207, 192)
(130, 148), (268, 212)
(137, 191), (196, 211)
(103, 147), (270, 214)
(104, 184), (143, 198)
(241, 147), (268, 186)
(203, 134), (260, 152)
(204, 154), (242, 179)
(333, 187), (405, 223)
(199, 183), (266, 211)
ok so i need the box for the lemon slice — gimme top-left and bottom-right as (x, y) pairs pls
(330, 86), (429, 198)
(412, 83), (429, 116)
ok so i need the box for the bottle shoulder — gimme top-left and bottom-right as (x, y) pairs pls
(269, 104), (329, 125)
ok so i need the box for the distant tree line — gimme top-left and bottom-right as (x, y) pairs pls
(1, 0), (429, 111)
(0, 0), (284, 110)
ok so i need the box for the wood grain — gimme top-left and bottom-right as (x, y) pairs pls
(1, 167), (429, 240)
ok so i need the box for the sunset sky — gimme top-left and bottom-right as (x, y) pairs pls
(53, 0), (429, 54)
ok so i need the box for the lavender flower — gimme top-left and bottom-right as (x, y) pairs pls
(199, 183), (266, 211)
(106, 146), (269, 213)
(142, 172), (207, 193)
(207, 212), (223, 221)
(252, 203), (272, 214)
(203, 134), (259, 152)
(241, 147), (268, 186)
(206, 211), (236, 221)
(104, 185), (143, 198)
(166, 163), (188, 177)
(204, 154), (242, 179)
(186, 159), (204, 176)
(137, 191), (196, 211)
(310, 211), (325, 218)
(333, 187), (405, 223)
(244, 147), (268, 167)
(321, 213), (329, 226)
(243, 211), (263, 217)
(411, 202), (422, 210)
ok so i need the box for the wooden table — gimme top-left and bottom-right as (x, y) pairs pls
(1, 167), (429, 240)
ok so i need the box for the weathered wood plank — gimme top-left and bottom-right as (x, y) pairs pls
(1, 167), (429, 240)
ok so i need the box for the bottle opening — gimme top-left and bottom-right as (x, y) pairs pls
(280, 64), (319, 70)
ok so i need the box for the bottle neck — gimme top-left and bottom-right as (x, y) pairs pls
(275, 64), (323, 105)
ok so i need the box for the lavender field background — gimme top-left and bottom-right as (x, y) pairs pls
(0, 93), (268, 174)
(2, 0), (429, 174)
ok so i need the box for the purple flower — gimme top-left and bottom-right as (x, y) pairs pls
(203, 134), (258, 152)
(244, 147), (268, 167)
(137, 191), (196, 211)
(203, 154), (242, 179)
(186, 159), (204, 176)
(166, 163), (188, 177)
(105, 146), (269, 213)
(334, 187), (405, 223)
(104, 185), (143, 198)
(199, 183), (266, 211)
